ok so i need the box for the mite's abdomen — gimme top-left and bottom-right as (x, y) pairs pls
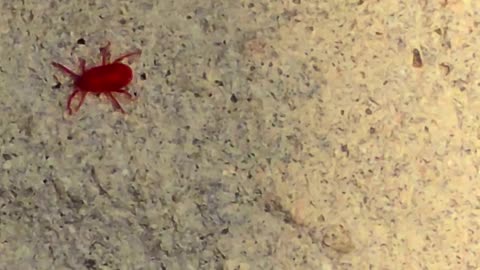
(76, 63), (133, 92)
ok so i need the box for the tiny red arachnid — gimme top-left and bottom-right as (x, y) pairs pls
(51, 41), (142, 114)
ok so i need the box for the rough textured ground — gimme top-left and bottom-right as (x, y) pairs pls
(1, 0), (479, 269)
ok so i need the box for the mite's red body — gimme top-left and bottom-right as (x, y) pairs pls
(51, 42), (142, 114)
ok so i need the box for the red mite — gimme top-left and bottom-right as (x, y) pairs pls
(51, 41), (142, 114)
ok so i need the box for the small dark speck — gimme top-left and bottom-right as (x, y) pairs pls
(214, 80), (224, 86)
(341, 144), (349, 156)
(119, 18), (127, 25)
(76, 38), (86, 45)
(248, 3), (254, 8)
(2, 154), (12, 160)
(365, 108), (372, 115)
(140, 73), (147, 80)
(84, 259), (96, 269)
(369, 127), (375, 134)
(67, 135), (73, 140)
(230, 94), (238, 103)
(439, 63), (451, 76)
(165, 70), (171, 77)
(412, 48), (423, 68)
(52, 82), (61, 89)
(220, 227), (229, 234)
(186, 15), (192, 19)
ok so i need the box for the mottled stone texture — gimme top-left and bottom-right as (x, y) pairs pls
(1, 0), (479, 269)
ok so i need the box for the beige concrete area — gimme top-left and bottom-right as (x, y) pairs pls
(0, 0), (479, 269)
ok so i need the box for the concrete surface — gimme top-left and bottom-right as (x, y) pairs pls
(1, 0), (479, 269)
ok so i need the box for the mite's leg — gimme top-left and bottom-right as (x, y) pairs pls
(100, 41), (112, 65)
(72, 91), (88, 113)
(78, 58), (86, 72)
(110, 88), (136, 100)
(105, 92), (126, 113)
(66, 89), (82, 114)
(112, 49), (142, 63)
(52, 62), (79, 79)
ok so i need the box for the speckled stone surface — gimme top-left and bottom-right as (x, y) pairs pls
(1, 0), (480, 269)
